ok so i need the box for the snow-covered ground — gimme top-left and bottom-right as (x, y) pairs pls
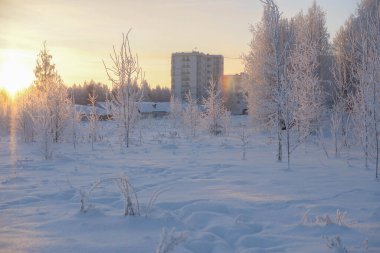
(0, 116), (379, 253)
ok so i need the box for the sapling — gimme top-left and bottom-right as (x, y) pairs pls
(237, 123), (251, 160)
(88, 90), (98, 151)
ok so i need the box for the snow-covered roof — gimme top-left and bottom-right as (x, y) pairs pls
(138, 102), (170, 113)
(74, 104), (108, 115)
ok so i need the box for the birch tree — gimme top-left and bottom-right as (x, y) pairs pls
(290, 18), (323, 142)
(103, 31), (143, 149)
(245, 0), (290, 161)
(331, 18), (357, 156)
(349, 0), (380, 176)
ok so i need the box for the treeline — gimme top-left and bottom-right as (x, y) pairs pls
(68, 80), (170, 105)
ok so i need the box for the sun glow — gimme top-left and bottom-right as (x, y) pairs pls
(0, 50), (34, 97)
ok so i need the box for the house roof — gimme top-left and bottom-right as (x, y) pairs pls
(74, 104), (107, 115)
(138, 102), (170, 113)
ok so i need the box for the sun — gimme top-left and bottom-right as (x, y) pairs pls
(0, 49), (34, 97)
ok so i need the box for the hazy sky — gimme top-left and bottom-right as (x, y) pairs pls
(0, 0), (359, 93)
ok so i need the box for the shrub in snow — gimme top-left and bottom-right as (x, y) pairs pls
(79, 176), (167, 217)
(156, 227), (187, 253)
(324, 236), (348, 253)
(115, 176), (140, 216)
(315, 214), (333, 226)
(336, 209), (347, 226)
(79, 176), (140, 216)
(301, 209), (349, 227)
(145, 187), (169, 217)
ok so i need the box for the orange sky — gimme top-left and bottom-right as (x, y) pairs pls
(0, 0), (358, 94)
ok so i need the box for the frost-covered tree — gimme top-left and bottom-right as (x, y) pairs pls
(88, 89), (98, 151)
(202, 78), (230, 136)
(69, 92), (82, 150)
(245, 0), (329, 165)
(169, 95), (182, 130)
(29, 85), (54, 159)
(103, 31), (143, 149)
(245, 0), (291, 161)
(0, 89), (11, 137)
(290, 18), (323, 142)
(18, 42), (70, 159)
(15, 88), (35, 142)
(346, 0), (380, 177)
(303, 1), (331, 106)
(331, 18), (357, 156)
(183, 91), (200, 138)
(33, 42), (69, 144)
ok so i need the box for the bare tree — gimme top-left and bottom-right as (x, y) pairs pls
(103, 31), (143, 149)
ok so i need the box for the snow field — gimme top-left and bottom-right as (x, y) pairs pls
(0, 116), (379, 253)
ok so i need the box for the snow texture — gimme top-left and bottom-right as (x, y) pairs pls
(0, 116), (379, 253)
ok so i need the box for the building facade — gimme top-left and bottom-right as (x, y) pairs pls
(171, 52), (223, 103)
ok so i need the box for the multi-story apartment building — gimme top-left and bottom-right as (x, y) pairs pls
(171, 52), (223, 103)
